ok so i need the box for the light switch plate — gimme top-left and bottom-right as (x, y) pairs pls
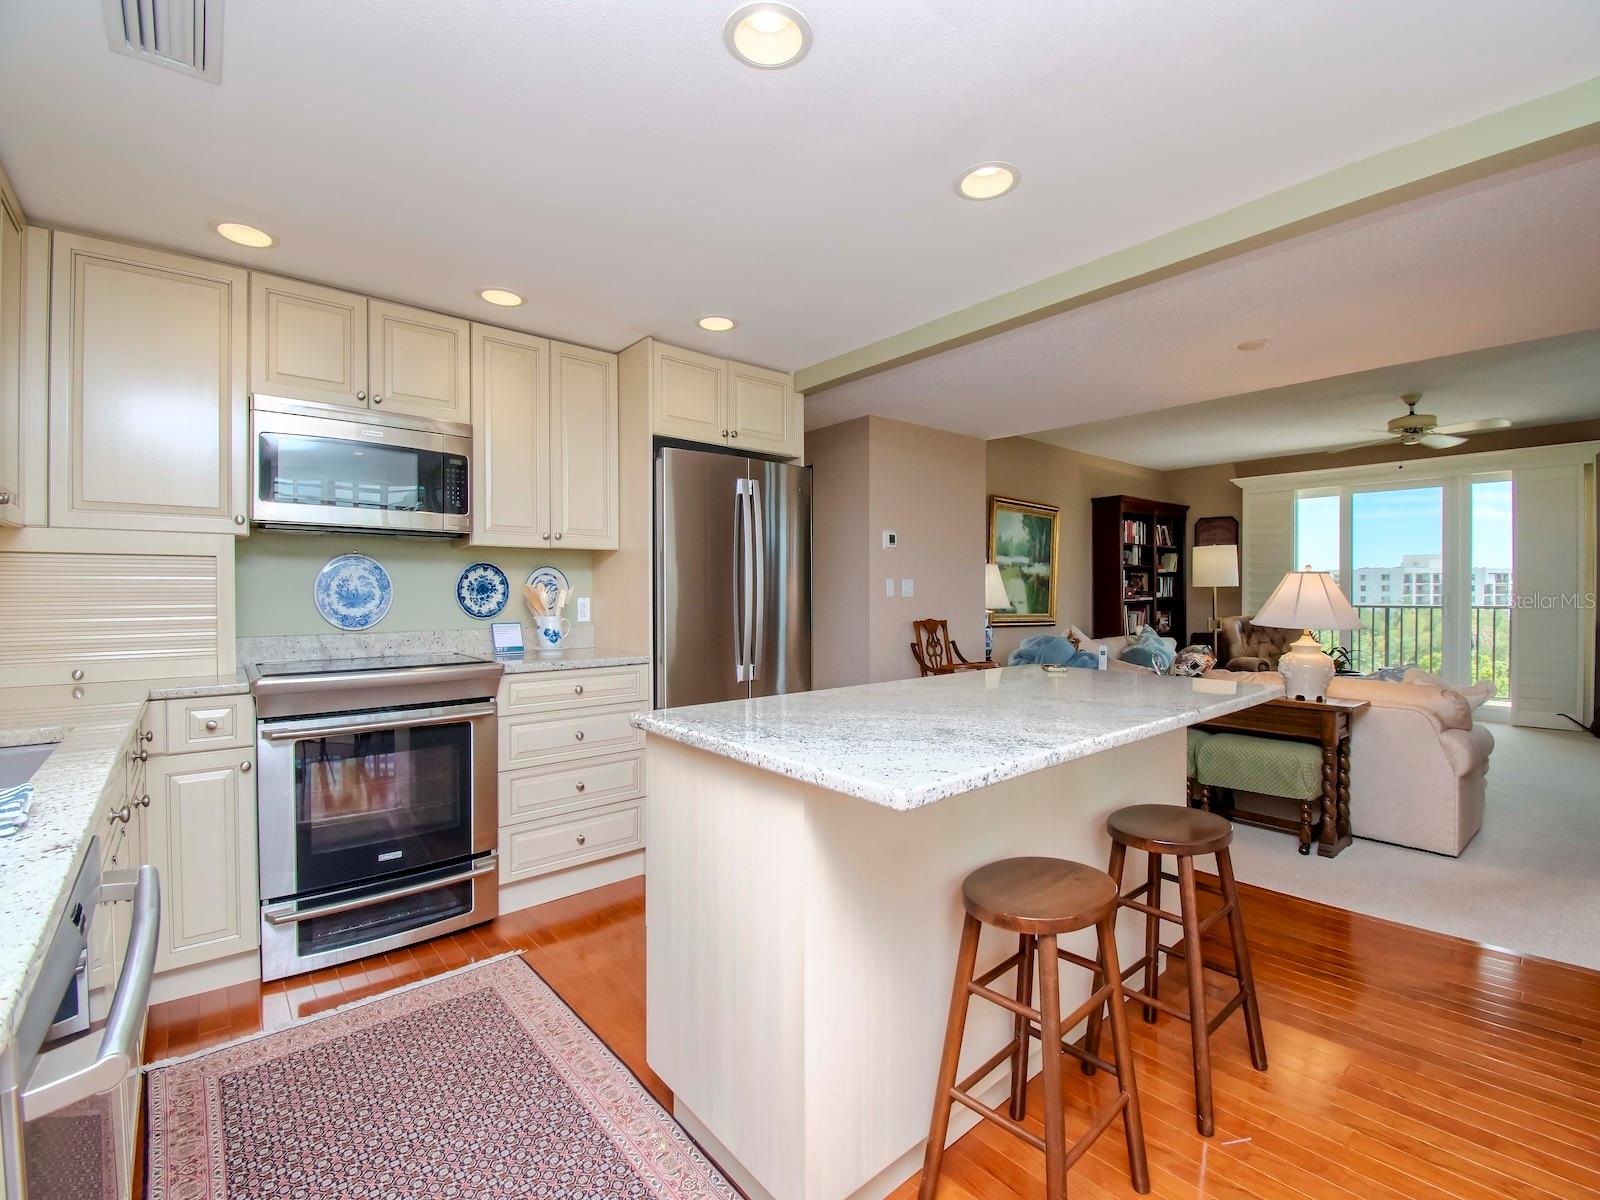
(900, 578), (914, 598)
(576, 597), (591, 622)
(882, 530), (898, 549)
(885, 577), (895, 598)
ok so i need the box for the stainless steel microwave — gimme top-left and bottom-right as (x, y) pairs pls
(251, 399), (470, 537)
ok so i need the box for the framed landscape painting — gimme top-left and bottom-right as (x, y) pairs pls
(988, 495), (1060, 625)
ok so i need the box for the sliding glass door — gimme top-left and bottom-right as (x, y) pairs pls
(1469, 478), (1513, 697)
(1349, 484), (1445, 676)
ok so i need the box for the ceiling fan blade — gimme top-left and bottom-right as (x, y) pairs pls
(1432, 417), (1512, 435)
(1323, 437), (1397, 454)
(1419, 433), (1468, 449)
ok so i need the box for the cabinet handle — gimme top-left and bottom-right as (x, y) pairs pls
(71, 669), (85, 681)
(574, 731), (585, 742)
(72, 688), (84, 701)
(573, 685), (584, 695)
(575, 782), (586, 793)
(721, 429), (729, 437)
(241, 761), (253, 773)
(575, 833), (587, 846)
(730, 431), (739, 439)
(357, 390), (367, 401)
(108, 804), (131, 825)
(554, 532), (563, 541)
(373, 395), (384, 405)
(135, 794), (150, 809)
(234, 515), (246, 526)
(131, 749), (149, 763)
(141, 730), (154, 744)
(204, 719), (219, 732)
(0, 490), (11, 505)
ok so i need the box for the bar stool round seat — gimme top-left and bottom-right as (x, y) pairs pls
(1105, 804), (1233, 856)
(962, 856), (1118, 934)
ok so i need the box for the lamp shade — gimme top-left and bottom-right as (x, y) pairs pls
(1254, 568), (1360, 631)
(1191, 544), (1238, 588)
(984, 563), (1011, 610)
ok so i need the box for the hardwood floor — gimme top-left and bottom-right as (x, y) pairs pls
(143, 875), (1600, 1200)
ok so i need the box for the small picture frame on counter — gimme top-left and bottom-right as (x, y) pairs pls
(490, 622), (525, 659)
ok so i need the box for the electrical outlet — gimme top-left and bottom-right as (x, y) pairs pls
(900, 578), (914, 598)
(885, 577), (895, 598)
(882, 530), (898, 549)
(576, 596), (591, 622)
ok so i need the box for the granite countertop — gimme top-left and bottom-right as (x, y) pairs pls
(633, 666), (1278, 810)
(0, 701), (143, 1042)
(496, 648), (650, 674)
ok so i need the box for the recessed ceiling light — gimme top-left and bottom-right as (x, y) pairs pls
(724, 3), (812, 69)
(479, 288), (524, 307)
(1236, 338), (1270, 351)
(956, 162), (1019, 201)
(215, 222), (273, 248)
(698, 315), (736, 332)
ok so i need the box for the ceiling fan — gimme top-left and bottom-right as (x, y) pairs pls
(1326, 393), (1511, 454)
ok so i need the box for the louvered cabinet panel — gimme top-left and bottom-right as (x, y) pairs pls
(0, 163), (22, 528)
(0, 542), (228, 686)
(1241, 489), (1294, 613)
(49, 233), (248, 534)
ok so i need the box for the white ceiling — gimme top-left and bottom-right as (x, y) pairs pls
(805, 144), (1600, 442)
(0, 2), (1598, 369)
(1035, 331), (1600, 471)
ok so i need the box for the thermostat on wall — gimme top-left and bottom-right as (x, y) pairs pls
(882, 530), (898, 549)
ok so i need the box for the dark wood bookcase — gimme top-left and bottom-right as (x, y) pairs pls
(1091, 495), (1190, 641)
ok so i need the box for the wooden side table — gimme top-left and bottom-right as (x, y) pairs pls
(1196, 696), (1368, 857)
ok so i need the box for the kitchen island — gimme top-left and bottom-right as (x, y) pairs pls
(634, 665), (1275, 1200)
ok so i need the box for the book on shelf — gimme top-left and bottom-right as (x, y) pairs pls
(1154, 611), (1173, 634)
(1158, 551), (1179, 572)
(1124, 606), (1148, 635)
(1153, 524), (1174, 548)
(1156, 576), (1174, 598)
(1121, 518), (1148, 545)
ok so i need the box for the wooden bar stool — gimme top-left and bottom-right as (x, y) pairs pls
(920, 857), (1149, 1200)
(1083, 805), (1267, 1136)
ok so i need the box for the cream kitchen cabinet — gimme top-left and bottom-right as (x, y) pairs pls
(250, 272), (368, 410)
(143, 745), (259, 973)
(49, 233), (249, 535)
(645, 339), (800, 458)
(369, 298), (471, 423)
(0, 159), (23, 527)
(470, 325), (618, 549)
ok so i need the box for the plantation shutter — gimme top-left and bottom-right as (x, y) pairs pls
(1509, 463), (1588, 729)
(1240, 488), (1294, 615)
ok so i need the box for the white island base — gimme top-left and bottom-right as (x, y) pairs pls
(644, 728), (1185, 1200)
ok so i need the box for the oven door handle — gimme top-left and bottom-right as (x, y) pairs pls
(261, 702), (498, 741)
(21, 866), (159, 1121)
(262, 854), (499, 926)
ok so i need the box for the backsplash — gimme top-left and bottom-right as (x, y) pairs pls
(235, 533), (597, 643)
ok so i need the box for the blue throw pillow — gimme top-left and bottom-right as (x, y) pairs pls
(1009, 634), (1078, 666)
(1120, 625), (1177, 672)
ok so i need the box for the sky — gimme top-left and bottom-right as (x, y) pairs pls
(1295, 481), (1512, 576)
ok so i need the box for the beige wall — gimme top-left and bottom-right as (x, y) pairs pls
(984, 437), (1169, 662)
(807, 417), (987, 686)
(1162, 462), (1245, 629)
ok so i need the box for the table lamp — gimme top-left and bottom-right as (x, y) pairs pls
(1253, 566), (1360, 702)
(984, 563), (1011, 661)
(1191, 545), (1238, 638)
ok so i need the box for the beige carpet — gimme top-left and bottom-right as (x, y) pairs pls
(1224, 724), (1600, 971)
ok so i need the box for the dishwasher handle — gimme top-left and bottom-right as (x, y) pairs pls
(21, 865), (160, 1120)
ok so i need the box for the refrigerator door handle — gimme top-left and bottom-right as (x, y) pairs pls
(749, 478), (765, 680)
(733, 478), (748, 683)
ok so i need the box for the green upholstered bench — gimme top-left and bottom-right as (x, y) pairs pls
(1186, 730), (1324, 853)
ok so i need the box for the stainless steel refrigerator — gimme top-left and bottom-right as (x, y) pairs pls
(655, 445), (812, 708)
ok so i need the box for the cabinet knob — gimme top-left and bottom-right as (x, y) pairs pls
(574, 731), (585, 742)
(141, 730), (155, 744)
(135, 794), (151, 809)
(575, 782), (586, 793)
(241, 761), (253, 773)
(132, 748), (149, 763)
(0, 490), (12, 506)
(356, 390), (367, 401)
(109, 804), (131, 825)
(373, 395), (384, 405)
(575, 833), (587, 846)
(71, 669), (85, 681)
(573, 684), (584, 695)
(205, 719), (219, 731)
(554, 532), (563, 540)
(721, 429), (729, 437)
(72, 687), (84, 701)
(234, 515), (246, 526)
(730, 431), (739, 439)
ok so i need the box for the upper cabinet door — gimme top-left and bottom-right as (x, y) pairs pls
(651, 342), (727, 443)
(727, 361), (797, 457)
(470, 323), (551, 547)
(50, 233), (249, 535)
(369, 299), (470, 423)
(250, 273), (367, 410)
(0, 173), (22, 527)
(549, 341), (618, 550)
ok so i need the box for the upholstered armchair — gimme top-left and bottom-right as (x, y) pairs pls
(1216, 615), (1300, 671)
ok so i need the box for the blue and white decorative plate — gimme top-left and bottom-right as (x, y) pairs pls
(456, 562), (509, 619)
(524, 566), (571, 612)
(314, 554), (393, 630)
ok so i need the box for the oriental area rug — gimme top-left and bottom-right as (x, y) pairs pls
(145, 953), (738, 1200)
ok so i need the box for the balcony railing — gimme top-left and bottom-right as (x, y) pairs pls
(1320, 604), (1511, 698)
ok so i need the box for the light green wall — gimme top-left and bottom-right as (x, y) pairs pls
(235, 533), (595, 636)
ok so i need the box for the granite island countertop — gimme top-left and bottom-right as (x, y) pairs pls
(632, 666), (1278, 810)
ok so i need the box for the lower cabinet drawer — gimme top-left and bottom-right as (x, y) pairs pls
(499, 802), (643, 882)
(499, 752), (645, 826)
(499, 709), (643, 770)
(164, 695), (253, 753)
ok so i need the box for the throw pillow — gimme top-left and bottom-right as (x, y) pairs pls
(1120, 625), (1178, 673)
(1168, 645), (1217, 677)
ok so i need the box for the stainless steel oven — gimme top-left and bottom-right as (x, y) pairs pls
(251, 654), (503, 981)
(251, 398), (470, 537)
